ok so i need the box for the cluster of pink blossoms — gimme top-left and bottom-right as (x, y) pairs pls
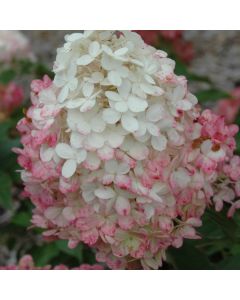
(0, 30), (34, 63)
(135, 30), (194, 63)
(15, 31), (240, 269)
(0, 255), (103, 270)
(214, 87), (240, 124)
(0, 82), (24, 119)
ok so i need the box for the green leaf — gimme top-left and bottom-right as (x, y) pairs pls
(199, 209), (230, 240)
(168, 241), (213, 269)
(174, 58), (192, 77)
(196, 89), (230, 103)
(230, 244), (240, 255)
(204, 209), (237, 241)
(55, 240), (83, 262)
(0, 119), (14, 139)
(218, 254), (240, 270)
(31, 243), (60, 266)
(187, 73), (211, 83)
(0, 69), (16, 84)
(11, 211), (31, 227)
(34, 63), (54, 79)
(0, 171), (12, 209)
(18, 59), (34, 75)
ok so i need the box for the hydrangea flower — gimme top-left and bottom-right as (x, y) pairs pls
(15, 31), (240, 270)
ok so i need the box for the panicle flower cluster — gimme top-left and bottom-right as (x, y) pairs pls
(215, 87), (240, 124)
(15, 31), (240, 269)
(135, 30), (194, 63)
(0, 255), (103, 270)
(0, 82), (24, 119)
(0, 30), (34, 63)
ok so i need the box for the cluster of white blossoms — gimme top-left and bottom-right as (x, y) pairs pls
(53, 31), (197, 178)
(15, 31), (240, 269)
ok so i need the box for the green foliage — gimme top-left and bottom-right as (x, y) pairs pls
(196, 89), (230, 103)
(30, 240), (95, 267)
(17, 59), (54, 79)
(11, 211), (31, 227)
(0, 59), (54, 85)
(168, 241), (213, 269)
(166, 208), (240, 269)
(0, 171), (12, 209)
(0, 69), (16, 84)
(218, 255), (240, 269)
(31, 243), (63, 266)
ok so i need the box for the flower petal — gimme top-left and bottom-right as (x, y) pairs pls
(129, 142), (149, 160)
(97, 145), (114, 160)
(70, 132), (84, 148)
(147, 123), (159, 136)
(91, 72), (104, 83)
(76, 149), (87, 163)
(65, 98), (85, 109)
(82, 187), (95, 203)
(102, 108), (121, 124)
(68, 78), (78, 91)
(107, 130), (125, 148)
(118, 162), (130, 175)
(77, 55), (94, 66)
(40, 145), (54, 162)
(85, 133), (105, 149)
(80, 99), (96, 112)
(114, 101), (128, 113)
(56, 143), (74, 159)
(146, 103), (164, 122)
(91, 115), (106, 133)
(114, 47), (128, 56)
(102, 45), (112, 55)
(108, 71), (122, 87)
(121, 114), (139, 132)
(76, 117), (91, 135)
(173, 85), (185, 101)
(151, 135), (167, 151)
(62, 159), (77, 178)
(115, 196), (131, 216)
(82, 82), (94, 97)
(44, 207), (62, 221)
(94, 187), (116, 199)
(62, 207), (76, 221)
(83, 153), (101, 170)
(176, 99), (192, 111)
(89, 41), (101, 57)
(66, 33), (83, 42)
(58, 86), (69, 103)
(140, 83), (164, 96)
(105, 91), (122, 102)
(128, 95), (148, 113)
(105, 160), (118, 174)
